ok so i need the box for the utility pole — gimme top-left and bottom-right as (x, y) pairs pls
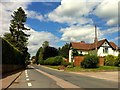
(94, 25), (98, 55)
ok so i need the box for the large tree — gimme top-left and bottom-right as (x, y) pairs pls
(5, 7), (30, 53)
(36, 41), (59, 64)
(4, 7), (30, 63)
(58, 43), (70, 58)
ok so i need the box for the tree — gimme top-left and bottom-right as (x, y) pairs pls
(42, 41), (49, 48)
(58, 43), (70, 58)
(36, 47), (44, 64)
(35, 41), (59, 64)
(3, 33), (18, 47)
(4, 7), (30, 64)
(72, 49), (79, 56)
(43, 46), (59, 60)
(9, 7), (30, 53)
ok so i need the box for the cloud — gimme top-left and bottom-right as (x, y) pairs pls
(93, 0), (119, 26)
(47, 0), (118, 27)
(0, 2), (44, 36)
(47, 0), (98, 25)
(60, 25), (102, 43)
(25, 28), (59, 56)
(0, 2), (31, 36)
(60, 25), (118, 43)
(26, 10), (44, 21)
(101, 27), (118, 35)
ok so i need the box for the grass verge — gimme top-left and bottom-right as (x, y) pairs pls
(65, 66), (119, 72)
(44, 65), (119, 72)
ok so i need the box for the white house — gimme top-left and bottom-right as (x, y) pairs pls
(69, 39), (119, 62)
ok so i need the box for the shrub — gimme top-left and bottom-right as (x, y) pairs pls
(67, 62), (74, 68)
(61, 61), (70, 67)
(81, 54), (99, 68)
(114, 54), (120, 66)
(38, 60), (44, 65)
(104, 55), (116, 66)
(44, 56), (63, 66)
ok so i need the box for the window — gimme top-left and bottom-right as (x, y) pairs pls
(80, 51), (82, 54)
(103, 48), (108, 53)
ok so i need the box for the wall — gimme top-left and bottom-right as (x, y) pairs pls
(74, 56), (84, 66)
(73, 56), (105, 66)
(69, 49), (72, 62)
(98, 47), (119, 56)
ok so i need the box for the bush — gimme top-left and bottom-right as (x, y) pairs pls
(61, 61), (70, 67)
(81, 54), (99, 68)
(44, 56), (63, 66)
(38, 60), (44, 65)
(104, 55), (116, 66)
(67, 62), (74, 68)
(114, 54), (120, 66)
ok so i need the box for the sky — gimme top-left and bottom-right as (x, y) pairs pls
(0, 0), (119, 56)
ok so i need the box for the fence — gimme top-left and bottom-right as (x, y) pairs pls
(73, 56), (104, 66)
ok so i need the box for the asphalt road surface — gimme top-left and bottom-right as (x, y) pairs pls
(8, 64), (119, 90)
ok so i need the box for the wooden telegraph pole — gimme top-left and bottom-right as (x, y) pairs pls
(94, 25), (98, 55)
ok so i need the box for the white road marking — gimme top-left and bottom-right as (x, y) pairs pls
(26, 78), (29, 81)
(26, 73), (28, 76)
(28, 83), (32, 86)
(26, 75), (29, 78)
(25, 72), (27, 74)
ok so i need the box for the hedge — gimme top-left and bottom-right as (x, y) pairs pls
(44, 56), (63, 66)
(81, 54), (99, 68)
(105, 54), (120, 66)
(2, 38), (25, 65)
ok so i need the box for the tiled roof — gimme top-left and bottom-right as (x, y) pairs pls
(109, 42), (118, 50)
(70, 39), (118, 51)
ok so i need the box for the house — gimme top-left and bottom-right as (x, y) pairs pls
(69, 39), (119, 62)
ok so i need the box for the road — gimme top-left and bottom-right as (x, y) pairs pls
(9, 64), (118, 90)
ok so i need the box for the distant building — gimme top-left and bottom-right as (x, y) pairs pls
(69, 26), (119, 62)
(69, 39), (119, 62)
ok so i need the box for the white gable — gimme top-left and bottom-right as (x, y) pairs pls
(101, 41), (109, 47)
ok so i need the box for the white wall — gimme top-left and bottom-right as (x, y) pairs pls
(97, 47), (119, 56)
(69, 49), (72, 62)
(77, 50), (88, 55)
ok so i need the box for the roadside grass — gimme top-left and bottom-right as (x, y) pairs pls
(65, 66), (119, 72)
(44, 65), (118, 72)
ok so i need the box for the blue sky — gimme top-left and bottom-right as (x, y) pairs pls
(0, 0), (119, 56)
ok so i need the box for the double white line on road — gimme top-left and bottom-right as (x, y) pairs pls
(25, 70), (32, 87)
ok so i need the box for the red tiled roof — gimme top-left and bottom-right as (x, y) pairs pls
(70, 39), (118, 51)
(109, 42), (118, 50)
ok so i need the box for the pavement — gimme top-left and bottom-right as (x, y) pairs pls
(1, 71), (23, 90)
(1, 65), (119, 89)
